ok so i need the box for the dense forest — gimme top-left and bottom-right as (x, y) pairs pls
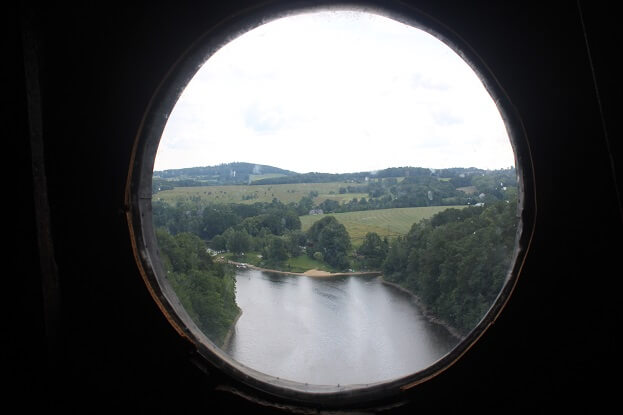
(155, 229), (240, 346)
(379, 199), (518, 335)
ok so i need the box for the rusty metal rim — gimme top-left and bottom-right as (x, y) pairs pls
(124, 0), (536, 409)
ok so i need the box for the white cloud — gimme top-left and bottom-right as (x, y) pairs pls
(155, 10), (514, 173)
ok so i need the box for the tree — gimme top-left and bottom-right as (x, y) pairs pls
(306, 216), (352, 269)
(296, 196), (314, 215)
(283, 208), (302, 231)
(210, 234), (227, 251)
(318, 199), (340, 213)
(382, 236), (410, 280)
(357, 232), (388, 269)
(154, 228), (239, 346)
(201, 205), (240, 239)
(284, 230), (306, 257)
(224, 228), (251, 256)
(262, 235), (289, 263)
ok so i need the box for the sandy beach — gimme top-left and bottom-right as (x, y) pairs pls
(225, 260), (381, 278)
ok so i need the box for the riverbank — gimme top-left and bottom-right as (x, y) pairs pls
(379, 276), (465, 341)
(221, 307), (243, 350)
(225, 260), (381, 278)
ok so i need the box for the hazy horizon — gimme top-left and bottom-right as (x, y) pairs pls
(153, 160), (514, 175)
(155, 10), (515, 174)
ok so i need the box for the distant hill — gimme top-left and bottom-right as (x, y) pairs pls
(152, 162), (515, 199)
(248, 166), (501, 185)
(250, 166), (437, 185)
(153, 162), (297, 189)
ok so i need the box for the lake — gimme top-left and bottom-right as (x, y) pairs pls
(225, 269), (459, 385)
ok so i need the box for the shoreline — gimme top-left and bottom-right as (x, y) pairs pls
(225, 260), (381, 278)
(221, 307), (243, 350)
(378, 276), (465, 341)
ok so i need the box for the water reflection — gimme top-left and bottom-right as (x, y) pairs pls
(225, 270), (458, 385)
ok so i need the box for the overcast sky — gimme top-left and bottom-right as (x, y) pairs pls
(154, 10), (514, 174)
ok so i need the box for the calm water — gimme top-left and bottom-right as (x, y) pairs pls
(225, 269), (459, 385)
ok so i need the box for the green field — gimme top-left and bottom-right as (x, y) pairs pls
(300, 205), (465, 246)
(285, 255), (335, 272)
(154, 181), (369, 206)
(248, 173), (287, 182)
(155, 181), (467, 248)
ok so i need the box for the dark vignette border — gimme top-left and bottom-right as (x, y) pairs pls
(125, 0), (536, 409)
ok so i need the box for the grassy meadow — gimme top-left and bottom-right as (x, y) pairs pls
(301, 205), (465, 247)
(248, 173), (288, 182)
(154, 181), (369, 206)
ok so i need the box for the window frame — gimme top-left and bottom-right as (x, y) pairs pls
(125, 0), (536, 409)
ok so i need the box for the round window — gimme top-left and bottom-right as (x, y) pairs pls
(126, 3), (533, 408)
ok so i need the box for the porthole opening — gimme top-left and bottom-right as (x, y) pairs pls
(127, 2), (533, 408)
